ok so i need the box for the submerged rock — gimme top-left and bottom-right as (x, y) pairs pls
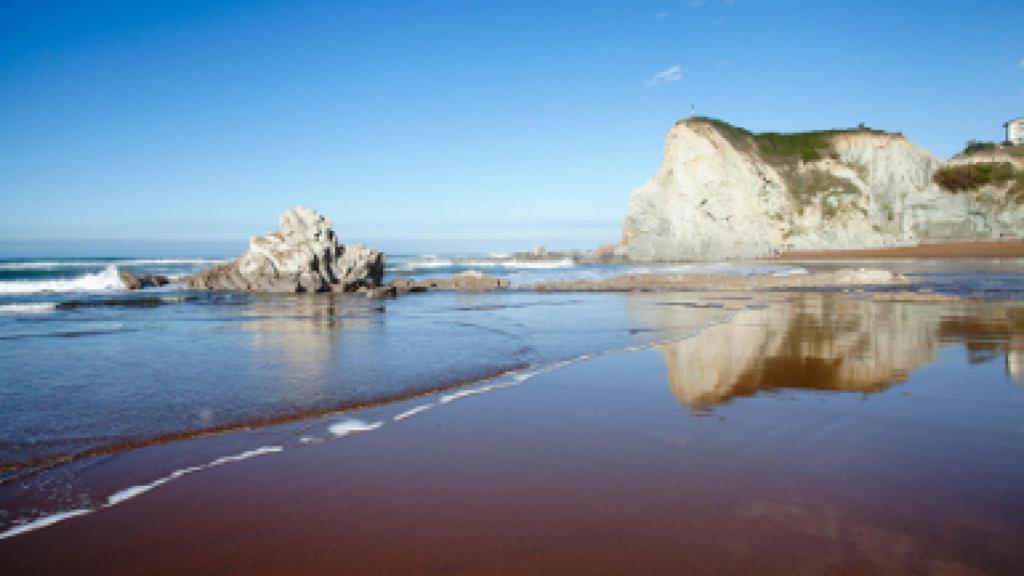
(118, 270), (143, 290)
(390, 270), (511, 293)
(186, 206), (384, 293)
(118, 270), (171, 290)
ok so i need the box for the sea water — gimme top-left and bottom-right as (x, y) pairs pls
(1, 250), (1023, 471)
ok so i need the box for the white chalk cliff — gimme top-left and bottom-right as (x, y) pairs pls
(622, 119), (1024, 260)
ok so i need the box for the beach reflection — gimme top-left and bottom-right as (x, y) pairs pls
(646, 294), (1024, 407)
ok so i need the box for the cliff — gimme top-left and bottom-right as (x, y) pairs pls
(621, 118), (1024, 260)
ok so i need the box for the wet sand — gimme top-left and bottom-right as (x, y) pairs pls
(3, 294), (1024, 575)
(778, 239), (1024, 259)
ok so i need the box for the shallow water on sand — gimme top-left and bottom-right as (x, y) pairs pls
(0, 290), (738, 472)
(1, 292), (1023, 574)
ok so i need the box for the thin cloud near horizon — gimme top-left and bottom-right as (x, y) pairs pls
(646, 64), (683, 86)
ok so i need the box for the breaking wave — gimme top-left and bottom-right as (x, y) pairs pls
(0, 265), (125, 294)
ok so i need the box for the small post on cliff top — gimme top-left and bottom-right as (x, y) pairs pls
(690, 104), (695, 118)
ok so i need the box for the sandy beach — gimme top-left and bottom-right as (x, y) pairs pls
(3, 292), (1023, 575)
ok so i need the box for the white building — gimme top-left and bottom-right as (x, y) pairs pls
(1006, 116), (1024, 145)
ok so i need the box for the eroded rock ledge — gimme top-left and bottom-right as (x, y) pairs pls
(390, 271), (511, 293)
(185, 206), (384, 293)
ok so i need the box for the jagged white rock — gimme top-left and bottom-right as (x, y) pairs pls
(187, 206), (384, 292)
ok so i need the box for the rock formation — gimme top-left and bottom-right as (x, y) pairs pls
(186, 206), (384, 293)
(621, 118), (1024, 260)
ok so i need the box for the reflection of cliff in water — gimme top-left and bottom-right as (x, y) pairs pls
(643, 294), (1024, 407)
(938, 309), (1024, 384)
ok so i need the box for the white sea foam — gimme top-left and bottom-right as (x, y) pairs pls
(0, 302), (58, 314)
(0, 509), (93, 540)
(106, 479), (170, 506)
(394, 403), (435, 421)
(0, 265), (125, 294)
(209, 446), (283, 465)
(328, 419), (383, 437)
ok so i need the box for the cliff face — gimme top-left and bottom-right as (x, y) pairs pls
(622, 119), (1024, 260)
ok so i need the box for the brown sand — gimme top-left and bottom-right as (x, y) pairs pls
(2, 295), (1023, 575)
(777, 239), (1024, 259)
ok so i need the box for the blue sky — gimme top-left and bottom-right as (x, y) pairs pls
(2, 0), (1022, 248)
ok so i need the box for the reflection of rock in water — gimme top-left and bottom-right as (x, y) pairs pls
(240, 295), (382, 384)
(1008, 349), (1024, 384)
(646, 294), (1024, 407)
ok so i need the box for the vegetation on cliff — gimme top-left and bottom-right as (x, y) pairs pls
(959, 140), (1024, 157)
(685, 117), (892, 164)
(933, 162), (1024, 204)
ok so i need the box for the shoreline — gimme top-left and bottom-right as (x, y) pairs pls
(775, 239), (1024, 259)
(0, 363), (530, 478)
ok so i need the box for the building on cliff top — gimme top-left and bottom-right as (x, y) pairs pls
(1006, 116), (1024, 145)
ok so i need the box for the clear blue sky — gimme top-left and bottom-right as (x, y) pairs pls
(2, 0), (1022, 248)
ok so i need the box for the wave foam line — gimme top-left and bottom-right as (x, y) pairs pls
(0, 445), (283, 541)
(0, 265), (125, 295)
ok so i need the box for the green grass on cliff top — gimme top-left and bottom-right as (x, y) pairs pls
(683, 116), (895, 163)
